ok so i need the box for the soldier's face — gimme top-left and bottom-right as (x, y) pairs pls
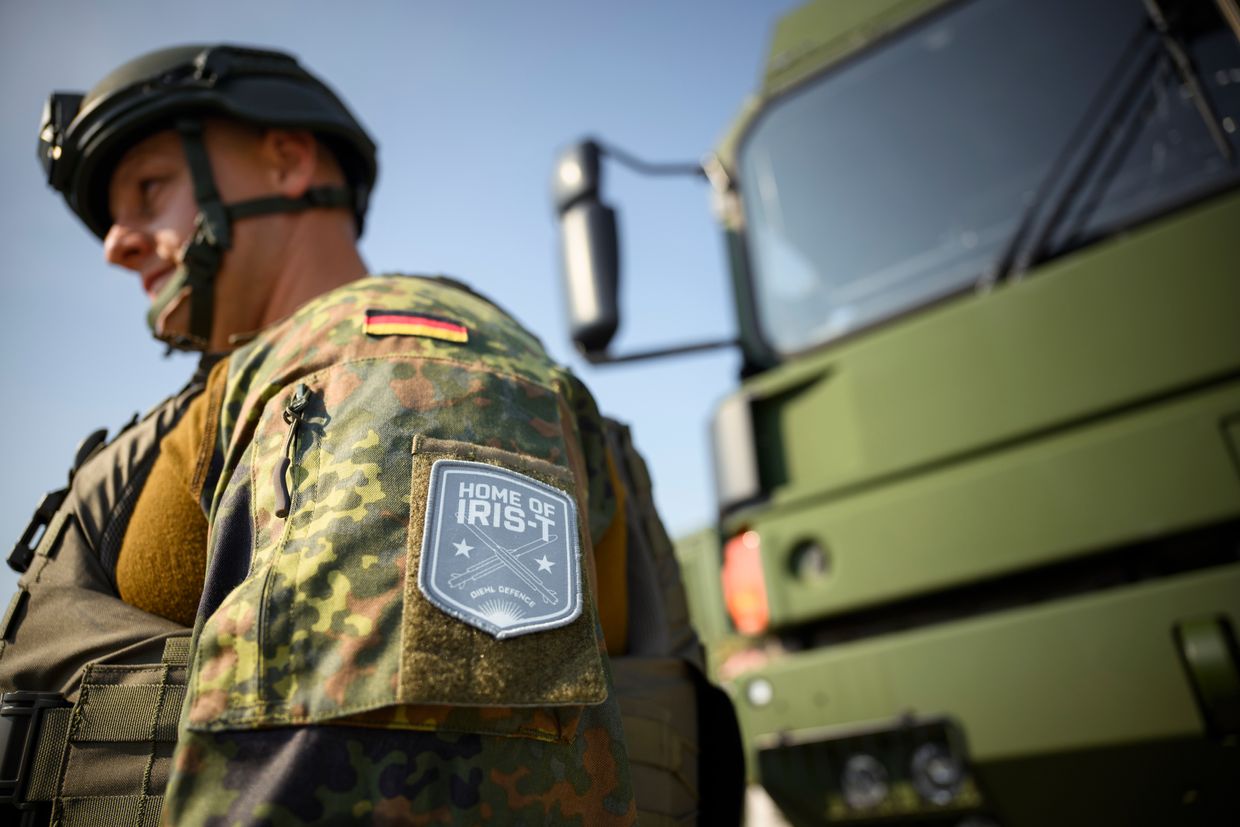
(105, 130), (197, 306)
(104, 122), (285, 349)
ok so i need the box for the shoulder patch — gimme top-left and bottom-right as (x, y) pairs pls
(364, 309), (469, 343)
(418, 459), (582, 639)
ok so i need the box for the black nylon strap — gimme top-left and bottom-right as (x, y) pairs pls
(155, 120), (357, 351)
(180, 228), (222, 345)
(172, 120), (226, 346)
(176, 120), (230, 249)
(225, 186), (353, 221)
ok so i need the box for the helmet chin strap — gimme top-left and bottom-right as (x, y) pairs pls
(146, 119), (355, 353)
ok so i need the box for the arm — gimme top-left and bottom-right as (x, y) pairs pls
(163, 277), (636, 825)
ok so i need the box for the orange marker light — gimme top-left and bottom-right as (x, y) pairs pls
(721, 530), (770, 635)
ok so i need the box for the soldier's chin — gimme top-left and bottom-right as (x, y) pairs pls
(153, 287), (193, 343)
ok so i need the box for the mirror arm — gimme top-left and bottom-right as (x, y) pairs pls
(596, 142), (707, 180)
(553, 137), (722, 362)
(582, 337), (738, 365)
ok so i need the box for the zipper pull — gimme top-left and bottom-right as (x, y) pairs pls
(273, 383), (311, 519)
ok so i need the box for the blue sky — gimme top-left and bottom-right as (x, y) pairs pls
(0, 1), (798, 602)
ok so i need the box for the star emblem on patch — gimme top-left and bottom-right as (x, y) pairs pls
(418, 459), (582, 639)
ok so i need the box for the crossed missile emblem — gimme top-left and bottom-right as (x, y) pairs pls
(447, 524), (560, 605)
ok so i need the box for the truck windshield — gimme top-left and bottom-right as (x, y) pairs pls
(739, 0), (1240, 356)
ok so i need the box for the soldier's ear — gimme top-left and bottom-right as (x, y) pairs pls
(263, 128), (317, 198)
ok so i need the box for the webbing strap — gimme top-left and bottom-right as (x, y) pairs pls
(176, 121), (226, 238)
(34, 510), (71, 561)
(0, 586), (28, 644)
(148, 119), (359, 352)
(16, 643), (191, 822)
(74, 684), (185, 742)
(226, 185), (354, 220)
(58, 795), (163, 827)
(173, 120), (227, 346)
(161, 636), (192, 666)
(1, 512), (72, 656)
(25, 708), (70, 802)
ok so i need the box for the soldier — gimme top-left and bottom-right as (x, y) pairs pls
(0, 45), (741, 825)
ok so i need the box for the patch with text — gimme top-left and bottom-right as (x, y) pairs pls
(418, 459), (582, 639)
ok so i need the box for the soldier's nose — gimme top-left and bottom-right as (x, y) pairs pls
(103, 223), (153, 271)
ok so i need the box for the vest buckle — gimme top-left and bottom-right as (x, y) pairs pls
(7, 489), (68, 574)
(0, 691), (69, 809)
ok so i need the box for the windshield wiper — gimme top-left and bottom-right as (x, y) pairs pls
(983, 18), (1162, 286)
(987, 1), (1236, 285)
(1144, 0), (1234, 162)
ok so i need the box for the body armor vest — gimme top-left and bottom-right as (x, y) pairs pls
(0, 368), (742, 826)
(0, 366), (210, 825)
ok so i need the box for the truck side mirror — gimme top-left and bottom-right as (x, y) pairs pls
(553, 140), (620, 356)
(551, 138), (734, 365)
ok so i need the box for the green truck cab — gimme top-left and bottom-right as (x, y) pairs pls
(553, 0), (1240, 824)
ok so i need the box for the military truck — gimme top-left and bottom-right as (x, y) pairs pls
(552, 0), (1240, 824)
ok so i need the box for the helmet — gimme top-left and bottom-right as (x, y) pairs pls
(38, 44), (378, 350)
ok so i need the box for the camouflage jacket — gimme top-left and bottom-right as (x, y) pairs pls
(165, 275), (636, 824)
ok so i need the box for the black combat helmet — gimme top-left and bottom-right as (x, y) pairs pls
(37, 44), (378, 350)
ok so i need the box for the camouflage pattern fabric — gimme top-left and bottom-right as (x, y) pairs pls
(163, 275), (635, 824)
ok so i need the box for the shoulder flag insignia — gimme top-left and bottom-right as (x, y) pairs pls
(364, 309), (469, 343)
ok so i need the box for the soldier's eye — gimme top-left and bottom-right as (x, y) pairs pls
(138, 177), (162, 200)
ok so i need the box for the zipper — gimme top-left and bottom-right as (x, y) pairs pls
(273, 383), (311, 519)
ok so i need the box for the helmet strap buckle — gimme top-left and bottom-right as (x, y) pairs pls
(182, 226), (224, 282)
(194, 202), (231, 250)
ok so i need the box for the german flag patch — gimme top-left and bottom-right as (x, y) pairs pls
(364, 310), (469, 343)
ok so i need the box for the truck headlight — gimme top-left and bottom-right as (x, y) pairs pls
(910, 741), (964, 805)
(840, 753), (889, 810)
(746, 677), (774, 707)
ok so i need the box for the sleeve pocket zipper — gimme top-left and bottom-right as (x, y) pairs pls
(273, 383), (312, 519)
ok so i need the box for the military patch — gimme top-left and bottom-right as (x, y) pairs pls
(418, 459), (582, 639)
(364, 309), (469, 343)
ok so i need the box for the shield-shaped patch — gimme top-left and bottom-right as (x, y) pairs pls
(418, 459), (582, 639)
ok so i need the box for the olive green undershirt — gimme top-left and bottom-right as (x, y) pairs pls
(115, 360), (228, 626)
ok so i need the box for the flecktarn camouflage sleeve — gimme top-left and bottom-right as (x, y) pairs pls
(162, 276), (635, 825)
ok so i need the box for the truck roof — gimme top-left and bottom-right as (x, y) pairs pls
(715, 0), (951, 171)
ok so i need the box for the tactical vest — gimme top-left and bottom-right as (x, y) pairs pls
(0, 366), (209, 826)
(601, 418), (745, 826)
(0, 372), (742, 826)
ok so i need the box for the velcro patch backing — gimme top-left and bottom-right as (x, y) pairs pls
(364, 309), (468, 343)
(419, 459), (582, 639)
(401, 442), (607, 710)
